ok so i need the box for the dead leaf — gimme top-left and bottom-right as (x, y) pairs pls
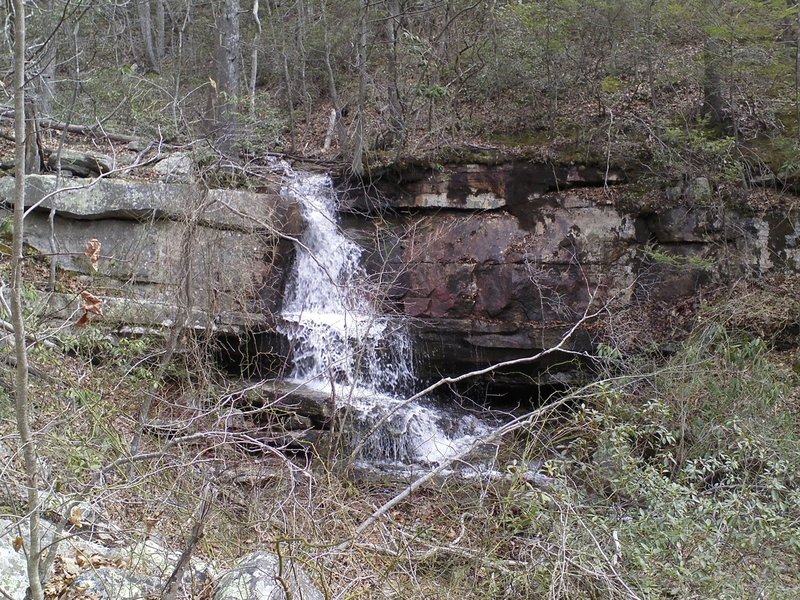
(13, 535), (23, 552)
(60, 554), (81, 578)
(85, 239), (101, 272)
(80, 290), (104, 316)
(75, 313), (90, 328)
(69, 505), (83, 528)
(209, 77), (217, 92)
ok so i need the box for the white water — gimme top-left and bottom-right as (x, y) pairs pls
(278, 170), (490, 465)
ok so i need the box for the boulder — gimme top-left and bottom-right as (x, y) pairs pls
(213, 551), (324, 600)
(154, 153), (196, 183)
(47, 149), (113, 177)
(687, 176), (712, 203)
(244, 381), (334, 428)
(0, 522), (30, 599)
(68, 567), (161, 599)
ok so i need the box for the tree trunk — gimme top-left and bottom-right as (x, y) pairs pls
(155, 0), (166, 63)
(12, 1), (45, 598)
(702, 36), (726, 129)
(352, 0), (369, 176)
(385, 0), (403, 146)
(249, 0), (262, 118)
(137, 0), (160, 72)
(321, 0), (346, 154)
(215, 0), (242, 155)
(24, 100), (42, 175)
(31, 0), (57, 115)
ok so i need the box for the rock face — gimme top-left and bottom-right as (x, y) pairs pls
(336, 160), (800, 387)
(0, 175), (300, 335)
(343, 159), (625, 211)
(213, 551), (324, 600)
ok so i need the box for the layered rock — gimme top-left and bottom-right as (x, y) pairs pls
(337, 160), (800, 386)
(0, 175), (300, 334)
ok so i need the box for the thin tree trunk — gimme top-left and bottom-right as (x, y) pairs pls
(12, 1), (45, 598)
(215, 0), (242, 155)
(385, 0), (403, 146)
(321, 1), (346, 154)
(24, 101), (41, 175)
(645, 0), (656, 110)
(795, 1), (800, 135)
(250, 0), (262, 117)
(352, 0), (369, 175)
(703, 36), (725, 128)
(33, 0), (57, 116)
(137, 0), (160, 72)
(266, 0), (296, 147)
(297, 0), (311, 116)
(155, 0), (166, 62)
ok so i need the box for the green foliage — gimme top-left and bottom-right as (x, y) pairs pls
(61, 329), (157, 371)
(657, 120), (742, 184)
(460, 320), (800, 598)
(567, 326), (797, 595)
(644, 246), (715, 270)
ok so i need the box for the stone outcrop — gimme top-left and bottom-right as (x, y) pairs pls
(0, 516), (318, 600)
(46, 149), (113, 177)
(343, 159), (625, 212)
(336, 160), (800, 387)
(3, 160), (797, 393)
(0, 175), (300, 334)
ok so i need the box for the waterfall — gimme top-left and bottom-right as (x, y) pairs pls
(278, 171), (412, 396)
(278, 170), (489, 466)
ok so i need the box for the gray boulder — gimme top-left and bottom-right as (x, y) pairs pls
(213, 551), (324, 600)
(154, 153), (196, 183)
(0, 522), (29, 599)
(47, 149), (113, 177)
(68, 567), (161, 599)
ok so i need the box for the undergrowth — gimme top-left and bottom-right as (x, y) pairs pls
(1, 274), (798, 599)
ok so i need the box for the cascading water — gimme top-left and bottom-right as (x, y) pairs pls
(278, 169), (489, 466)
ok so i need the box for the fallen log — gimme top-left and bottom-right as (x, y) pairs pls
(0, 108), (139, 144)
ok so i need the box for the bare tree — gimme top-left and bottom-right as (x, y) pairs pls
(249, 0), (263, 118)
(11, 2), (45, 598)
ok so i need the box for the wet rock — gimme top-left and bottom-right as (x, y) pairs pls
(213, 551), (324, 600)
(245, 381), (334, 428)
